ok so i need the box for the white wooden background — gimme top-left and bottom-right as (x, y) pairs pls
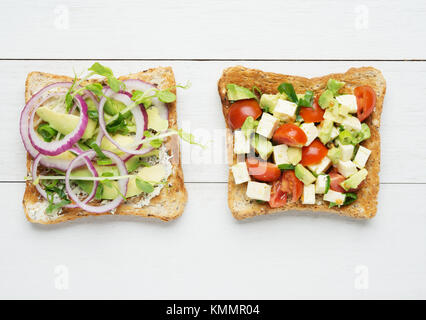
(0, 0), (425, 300)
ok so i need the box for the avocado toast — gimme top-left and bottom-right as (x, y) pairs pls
(218, 66), (386, 220)
(22, 66), (187, 224)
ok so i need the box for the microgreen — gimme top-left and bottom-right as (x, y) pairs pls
(135, 177), (154, 193)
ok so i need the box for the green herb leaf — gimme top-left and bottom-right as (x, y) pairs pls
(95, 183), (104, 200)
(88, 110), (99, 120)
(65, 92), (74, 112)
(90, 143), (109, 160)
(37, 123), (58, 142)
(106, 113), (129, 135)
(157, 90), (176, 103)
(343, 192), (357, 206)
(177, 129), (206, 149)
(329, 202), (339, 208)
(297, 90), (314, 108)
(84, 83), (104, 98)
(46, 199), (71, 214)
(278, 164), (295, 170)
(325, 175), (331, 194)
(88, 62), (124, 93)
(277, 83), (298, 103)
(135, 177), (154, 193)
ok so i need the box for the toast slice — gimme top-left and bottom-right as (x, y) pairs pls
(218, 66), (386, 220)
(23, 67), (187, 224)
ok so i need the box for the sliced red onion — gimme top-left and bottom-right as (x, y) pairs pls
(32, 148), (99, 209)
(98, 89), (153, 156)
(28, 94), (88, 156)
(65, 150), (128, 213)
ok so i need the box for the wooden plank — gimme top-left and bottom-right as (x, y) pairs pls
(1, 60), (425, 183)
(0, 0), (425, 59)
(0, 182), (425, 299)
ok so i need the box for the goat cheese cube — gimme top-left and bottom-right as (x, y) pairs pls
(308, 156), (332, 175)
(330, 126), (340, 140)
(353, 145), (371, 169)
(256, 113), (279, 139)
(234, 130), (251, 154)
(273, 144), (289, 165)
(336, 94), (358, 113)
(302, 184), (316, 204)
(341, 116), (362, 132)
(336, 160), (358, 178)
(315, 174), (329, 194)
(246, 181), (271, 202)
(300, 123), (318, 146)
(340, 144), (355, 161)
(273, 99), (297, 121)
(231, 162), (250, 185)
(323, 190), (346, 205)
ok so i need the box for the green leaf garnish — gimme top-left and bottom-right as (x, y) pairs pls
(278, 164), (295, 170)
(88, 62), (124, 93)
(343, 192), (357, 206)
(84, 83), (104, 98)
(177, 129), (206, 149)
(46, 199), (71, 215)
(277, 83), (298, 103)
(88, 110), (99, 120)
(135, 177), (154, 193)
(157, 90), (176, 103)
(106, 113), (129, 135)
(297, 90), (314, 108)
(37, 123), (58, 142)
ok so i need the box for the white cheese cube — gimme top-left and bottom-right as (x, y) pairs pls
(336, 160), (358, 178)
(336, 94), (358, 113)
(353, 146), (371, 169)
(231, 162), (250, 185)
(315, 174), (329, 194)
(308, 156), (332, 175)
(323, 190), (346, 205)
(246, 181), (271, 202)
(302, 184), (316, 204)
(234, 130), (251, 154)
(340, 144), (355, 161)
(273, 144), (289, 165)
(300, 123), (318, 146)
(256, 113), (279, 139)
(273, 99), (297, 121)
(330, 126), (340, 140)
(341, 116), (362, 132)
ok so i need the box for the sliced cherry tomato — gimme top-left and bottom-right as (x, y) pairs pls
(354, 86), (376, 122)
(299, 98), (324, 123)
(246, 158), (281, 182)
(272, 123), (307, 147)
(227, 99), (262, 130)
(329, 171), (346, 193)
(280, 170), (303, 203)
(301, 139), (328, 166)
(269, 179), (288, 208)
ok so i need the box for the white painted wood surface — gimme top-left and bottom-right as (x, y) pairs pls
(0, 0), (425, 300)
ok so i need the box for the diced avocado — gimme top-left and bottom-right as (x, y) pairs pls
(318, 90), (335, 109)
(338, 130), (353, 145)
(328, 146), (342, 164)
(341, 168), (368, 191)
(327, 79), (345, 95)
(147, 107), (168, 132)
(100, 134), (135, 155)
(318, 119), (334, 144)
(104, 98), (130, 117)
(295, 164), (316, 185)
(226, 84), (256, 101)
(125, 151), (160, 172)
(251, 134), (273, 160)
(36, 106), (97, 140)
(260, 94), (278, 112)
(351, 123), (371, 144)
(287, 147), (302, 165)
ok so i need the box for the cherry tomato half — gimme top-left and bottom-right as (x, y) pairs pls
(272, 123), (307, 147)
(280, 170), (303, 203)
(301, 139), (328, 166)
(299, 98), (324, 123)
(329, 170), (346, 193)
(246, 158), (281, 182)
(354, 86), (376, 122)
(269, 179), (288, 208)
(227, 99), (262, 130)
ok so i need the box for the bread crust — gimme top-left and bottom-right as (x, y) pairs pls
(218, 66), (386, 220)
(23, 67), (187, 224)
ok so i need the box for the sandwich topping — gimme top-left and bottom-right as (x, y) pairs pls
(21, 63), (200, 220)
(227, 79), (376, 209)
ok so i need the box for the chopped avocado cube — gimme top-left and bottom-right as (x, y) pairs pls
(100, 134), (135, 155)
(287, 147), (302, 165)
(226, 84), (256, 101)
(104, 98), (130, 117)
(351, 123), (371, 144)
(36, 107), (96, 140)
(260, 94), (278, 112)
(147, 107), (169, 132)
(318, 90), (336, 109)
(318, 119), (334, 144)
(295, 164), (316, 185)
(341, 168), (368, 191)
(328, 146), (342, 164)
(327, 79), (345, 95)
(338, 130), (353, 145)
(251, 134), (273, 160)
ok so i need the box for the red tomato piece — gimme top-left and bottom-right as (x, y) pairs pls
(269, 179), (288, 208)
(280, 170), (303, 203)
(246, 158), (281, 182)
(227, 99), (262, 130)
(301, 139), (328, 166)
(329, 171), (346, 193)
(272, 123), (307, 147)
(354, 86), (376, 122)
(299, 98), (324, 123)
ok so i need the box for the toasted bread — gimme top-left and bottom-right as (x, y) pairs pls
(218, 66), (386, 220)
(23, 67), (187, 224)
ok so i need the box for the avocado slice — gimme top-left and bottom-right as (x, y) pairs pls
(341, 168), (368, 191)
(226, 84), (256, 101)
(287, 147), (302, 165)
(327, 79), (345, 95)
(147, 107), (168, 132)
(328, 147), (342, 164)
(100, 134), (136, 155)
(104, 98), (131, 117)
(36, 107), (97, 140)
(260, 94), (278, 112)
(295, 164), (316, 185)
(251, 134), (273, 160)
(318, 119), (334, 144)
(318, 90), (335, 109)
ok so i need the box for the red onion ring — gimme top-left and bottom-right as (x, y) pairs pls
(28, 94), (88, 156)
(32, 148), (99, 209)
(65, 150), (128, 213)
